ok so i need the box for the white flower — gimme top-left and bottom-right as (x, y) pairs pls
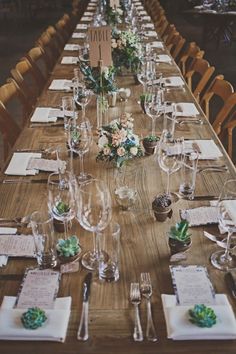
(117, 8), (123, 15)
(111, 40), (118, 48)
(98, 135), (108, 148)
(130, 147), (138, 156)
(117, 147), (126, 156)
(103, 147), (111, 155)
(103, 66), (109, 78)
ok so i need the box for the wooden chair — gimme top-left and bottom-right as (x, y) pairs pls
(212, 92), (236, 135)
(219, 113), (236, 163)
(162, 24), (177, 46)
(155, 16), (169, 37)
(0, 102), (21, 167)
(25, 46), (50, 84)
(167, 33), (186, 61)
(0, 78), (31, 129)
(55, 19), (71, 44)
(11, 59), (42, 108)
(36, 31), (59, 70)
(177, 42), (205, 75)
(200, 76), (234, 122)
(46, 26), (65, 54)
(184, 58), (215, 102)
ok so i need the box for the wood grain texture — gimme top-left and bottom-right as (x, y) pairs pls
(0, 6), (236, 354)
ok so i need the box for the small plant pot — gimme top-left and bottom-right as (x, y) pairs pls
(53, 219), (65, 233)
(168, 238), (192, 255)
(143, 140), (158, 155)
(57, 252), (81, 264)
(153, 206), (173, 222)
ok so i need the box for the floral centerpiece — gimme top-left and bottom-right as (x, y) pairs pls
(96, 112), (143, 168)
(111, 29), (142, 73)
(105, 5), (123, 27)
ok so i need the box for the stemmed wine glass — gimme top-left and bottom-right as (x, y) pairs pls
(211, 179), (236, 271)
(73, 83), (92, 119)
(76, 179), (112, 270)
(137, 60), (155, 92)
(144, 86), (164, 136)
(157, 131), (183, 196)
(48, 172), (76, 239)
(68, 120), (93, 182)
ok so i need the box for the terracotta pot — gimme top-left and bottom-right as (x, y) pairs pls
(53, 218), (65, 233)
(143, 140), (158, 155)
(57, 252), (80, 264)
(168, 238), (192, 255)
(153, 206), (173, 222)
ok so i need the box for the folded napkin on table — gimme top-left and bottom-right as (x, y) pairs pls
(84, 11), (93, 16)
(64, 44), (80, 51)
(180, 206), (218, 227)
(0, 296), (71, 342)
(163, 76), (185, 87)
(184, 140), (223, 160)
(72, 32), (86, 39)
(145, 31), (158, 38)
(150, 41), (164, 49)
(156, 55), (172, 63)
(162, 294), (236, 340)
(142, 23), (155, 29)
(5, 153), (42, 176)
(30, 107), (63, 123)
(76, 24), (88, 30)
(0, 228), (17, 267)
(176, 103), (199, 117)
(61, 57), (78, 65)
(48, 79), (73, 91)
(81, 16), (93, 21)
(138, 11), (148, 16)
(141, 15), (151, 21)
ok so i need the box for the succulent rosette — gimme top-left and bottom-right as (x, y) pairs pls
(96, 112), (143, 168)
(189, 304), (217, 328)
(21, 307), (47, 330)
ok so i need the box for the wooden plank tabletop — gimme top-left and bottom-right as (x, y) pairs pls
(0, 3), (236, 354)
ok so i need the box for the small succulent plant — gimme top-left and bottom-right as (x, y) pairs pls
(55, 201), (70, 215)
(169, 220), (191, 243)
(152, 193), (172, 209)
(56, 235), (81, 257)
(21, 307), (47, 330)
(189, 304), (217, 328)
(143, 135), (159, 143)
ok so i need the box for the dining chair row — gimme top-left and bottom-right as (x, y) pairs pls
(144, 0), (236, 164)
(0, 5), (84, 170)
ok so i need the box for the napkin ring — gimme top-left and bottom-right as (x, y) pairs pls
(189, 304), (217, 328)
(21, 307), (47, 330)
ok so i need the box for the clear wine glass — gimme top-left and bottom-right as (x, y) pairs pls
(137, 60), (155, 92)
(76, 179), (112, 271)
(144, 86), (164, 136)
(157, 131), (183, 195)
(73, 84), (92, 119)
(68, 120), (93, 183)
(48, 172), (76, 239)
(211, 179), (236, 271)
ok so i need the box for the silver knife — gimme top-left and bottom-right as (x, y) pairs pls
(77, 272), (92, 341)
(2, 179), (49, 184)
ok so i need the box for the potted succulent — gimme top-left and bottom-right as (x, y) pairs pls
(152, 193), (172, 222)
(56, 235), (82, 263)
(142, 135), (159, 155)
(53, 201), (70, 233)
(168, 220), (192, 255)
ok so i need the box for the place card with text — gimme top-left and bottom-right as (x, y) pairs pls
(110, 0), (120, 8)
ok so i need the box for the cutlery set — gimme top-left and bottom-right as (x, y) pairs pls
(130, 273), (157, 342)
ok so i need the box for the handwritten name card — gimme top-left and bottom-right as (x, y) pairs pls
(110, 0), (120, 8)
(88, 26), (112, 67)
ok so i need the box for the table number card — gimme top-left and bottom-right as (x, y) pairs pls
(170, 265), (216, 306)
(88, 26), (112, 67)
(0, 235), (35, 257)
(16, 269), (60, 309)
(110, 0), (120, 8)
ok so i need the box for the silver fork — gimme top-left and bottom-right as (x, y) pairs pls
(140, 273), (158, 342)
(130, 283), (143, 342)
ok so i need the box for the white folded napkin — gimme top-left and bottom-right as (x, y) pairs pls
(142, 23), (155, 29)
(176, 103), (199, 117)
(150, 41), (164, 49)
(76, 24), (88, 30)
(72, 32), (86, 39)
(61, 57), (78, 65)
(30, 107), (62, 123)
(64, 44), (80, 51)
(0, 296), (71, 342)
(156, 54), (172, 63)
(0, 228), (16, 267)
(185, 140), (223, 160)
(81, 16), (93, 21)
(222, 200), (236, 225)
(48, 79), (73, 92)
(145, 31), (158, 38)
(84, 11), (93, 16)
(138, 10), (148, 16)
(136, 6), (144, 10)
(164, 76), (185, 87)
(141, 15), (151, 21)
(5, 153), (42, 176)
(162, 294), (236, 340)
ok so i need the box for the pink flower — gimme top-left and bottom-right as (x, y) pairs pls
(103, 147), (111, 155)
(117, 147), (126, 156)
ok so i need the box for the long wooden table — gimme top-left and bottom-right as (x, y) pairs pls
(0, 4), (236, 354)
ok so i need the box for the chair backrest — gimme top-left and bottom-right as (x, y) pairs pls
(178, 42), (205, 75)
(167, 33), (186, 60)
(46, 26), (65, 54)
(219, 112), (236, 163)
(200, 76), (234, 122)
(36, 31), (58, 70)
(213, 92), (236, 135)
(162, 25), (177, 45)
(0, 101), (21, 167)
(155, 16), (169, 37)
(11, 59), (42, 108)
(25, 46), (49, 85)
(0, 78), (31, 128)
(184, 58), (215, 101)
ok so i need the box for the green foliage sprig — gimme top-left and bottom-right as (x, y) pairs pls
(169, 220), (191, 243)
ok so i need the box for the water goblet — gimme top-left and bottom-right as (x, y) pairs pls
(76, 178), (112, 271)
(211, 179), (236, 271)
(73, 84), (92, 119)
(144, 86), (164, 136)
